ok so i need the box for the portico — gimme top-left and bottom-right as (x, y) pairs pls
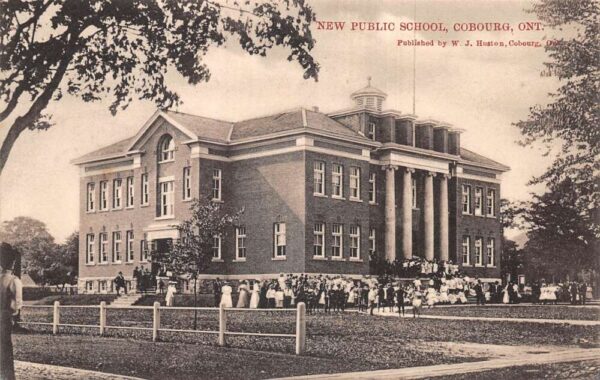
(379, 150), (452, 263)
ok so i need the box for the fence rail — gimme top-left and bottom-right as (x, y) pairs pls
(21, 301), (307, 355)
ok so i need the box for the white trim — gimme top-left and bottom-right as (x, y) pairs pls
(158, 176), (175, 183)
(386, 152), (450, 174)
(126, 111), (197, 152)
(456, 172), (502, 184)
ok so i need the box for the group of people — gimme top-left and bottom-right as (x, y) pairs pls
(393, 257), (461, 278)
(529, 281), (589, 305)
(132, 266), (156, 294)
(210, 270), (498, 318)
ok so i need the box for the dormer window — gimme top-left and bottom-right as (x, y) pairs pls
(367, 122), (376, 141)
(158, 135), (175, 162)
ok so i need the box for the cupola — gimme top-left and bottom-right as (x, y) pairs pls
(350, 77), (387, 111)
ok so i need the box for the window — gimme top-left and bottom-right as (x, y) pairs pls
(126, 177), (134, 208)
(368, 228), (376, 256)
(462, 236), (470, 265)
(113, 179), (122, 209)
(462, 185), (471, 214)
(113, 231), (122, 262)
(183, 167), (192, 200)
(313, 223), (324, 257)
(159, 181), (174, 217)
(367, 122), (376, 141)
(331, 223), (343, 258)
(274, 223), (286, 257)
(412, 178), (417, 208)
(140, 240), (149, 262)
(474, 237), (483, 266)
(212, 169), (222, 201)
(350, 225), (360, 259)
(368, 173), (376, 203)
(100, 181), (108, 210)
(487, 238), (495, 266)
(313, 161), (325, 195)
(99, 233), (108, 263)
(474, 187), (483, 216)
(159, 135), (175, 162)
(99, 281), (107, 293)
(212, 236), (222, 260)
(86, 234), (95, 264)
(236, 227), (246, 260)
(141, 173), (149, 206)
(86, 281), (93, 292)
(332, 164), (343, 198)
(86, 183), (95, 212)
(350, 167), (361, 200)
(487, 189), (496, 216)
(126, 231), (134, 263)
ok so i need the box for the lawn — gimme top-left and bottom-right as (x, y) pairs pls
(420, 305), (600, 321)
(33, 294), (118, 305)
(438, 359), (600, 379)
(13, 308), (600, 379)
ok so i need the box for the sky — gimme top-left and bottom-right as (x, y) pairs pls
(0, 0), (561, 242)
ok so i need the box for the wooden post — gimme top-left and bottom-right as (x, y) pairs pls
(99, 301), (106, 336)
(52, 301), (60, 335)
(296, 302), (306, 355)
(152, 301), (160, 342)
(218, 303), (226, 346)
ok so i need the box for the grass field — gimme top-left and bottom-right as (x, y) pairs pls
(420, 305), (600, 321)
(14, 307), (600, 379)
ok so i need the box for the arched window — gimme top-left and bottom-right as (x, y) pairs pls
(158, 135), (175, 162)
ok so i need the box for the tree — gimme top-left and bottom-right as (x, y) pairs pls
(519, 178), (598, 282)
(0, 216), (56, 280)
(33, 231), (79, 290)
(500, 238), (524, 283)
(0, 0), (320, 174)
(515, 0), (599, 208)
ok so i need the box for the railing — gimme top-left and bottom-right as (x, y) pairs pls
(21, 301), (307, 355)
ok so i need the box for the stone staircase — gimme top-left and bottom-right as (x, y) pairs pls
(110, 293), (144, 307)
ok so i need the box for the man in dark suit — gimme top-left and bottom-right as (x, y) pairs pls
(474, 280), (485, 305)
(396, 285), (406, 317)
(213, 278), (223, 306)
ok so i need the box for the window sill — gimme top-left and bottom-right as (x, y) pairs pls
(313, 193), (328, 198)
(272, 257), (287, 261)
(331, 196), (346, 200)
(368, 202), (378, 206)
(124, 262), (134, 265)
(113, 261), (122, 265)
(99, 209), (110, 213)
(141, 204), (149, 208)
(211, 258), (224, 263)
(112, 207), (123, 211)
(99, 262), (109, 266)
(312, 256), (327, 260)
(349, 258), (363, 262)
(349, 198), (362, 203)
(158, 159), (175, 164)
(182, 198), (193, 203)
(486, 265), (497, 268)
(86, 210), (96, 214)
(211, 199), (224, 203)
(331, 257), (345, 261)
(474, 264), (484, 268)
(85, 263), (96, 266)
(232, 259), (247, 263)
(125, 206), (134, 210)
(155, 215), (175, 221)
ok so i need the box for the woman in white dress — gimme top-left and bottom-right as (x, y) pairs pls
(412, 290), (422, 318)
(249, 280), (260, 309)
(439, 284), (449, 304)
(236, 281), (249, 308)
(502, 284), (510, 304)
(220, 282), (233, 308)
(426, 287), (437, 308)
(275, 286), (285, 308)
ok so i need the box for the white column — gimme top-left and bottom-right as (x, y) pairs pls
(401, 168), (414, 259)
(439, 174), (449, 262)
(384, 165), (398, 262)
(424, 172), (434, 261)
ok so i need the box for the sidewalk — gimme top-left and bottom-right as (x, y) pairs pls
(273, 347), (600, 380)
(15, 361), (144, 380)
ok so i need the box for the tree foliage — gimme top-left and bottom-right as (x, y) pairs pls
(0, 0), (320, 174)
(517, 178), (598, 281)
(0, 216), (55, 278)
(157, 197), (243, 277)
(515, 0), (599, 207)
